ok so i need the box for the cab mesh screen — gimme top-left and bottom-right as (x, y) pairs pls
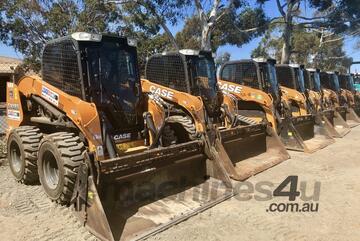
(221, 62), (258, 88)
(320, 72), (331, 89)
(275, 66), (295, 89)
(338, 75), (347, 89)
(145, 54), (188, 92)
(42, 40), (82, 98)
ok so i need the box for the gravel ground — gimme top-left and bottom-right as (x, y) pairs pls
(1, 126), (360, 241)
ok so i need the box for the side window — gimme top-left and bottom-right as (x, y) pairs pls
(42, 40), (82, 98)
(221, 64), (235, 81)
(234, 62), (258, 88)
(276, 66), (294, 89)
(145, 54), (187, 92)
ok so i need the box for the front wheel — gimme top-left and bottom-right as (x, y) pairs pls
(37, 132), (85, 205)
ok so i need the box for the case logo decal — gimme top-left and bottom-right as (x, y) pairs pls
(149, 85), (174, 99)
(218, 82), (242, 94)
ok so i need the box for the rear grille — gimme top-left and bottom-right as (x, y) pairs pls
(42, 40), (83, 98)
(145, 54), (189, 92)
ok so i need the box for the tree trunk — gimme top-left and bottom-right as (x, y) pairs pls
(159, 20), (179, 50)
(281, 22), (292, 64)
(201, 24), (212, 51)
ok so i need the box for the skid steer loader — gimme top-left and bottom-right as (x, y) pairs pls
(142, 49), (289, 182)
(304, 68), (350, 137)
(5, 33), (234, 241)
(275, 64), (334, 147)
(320, 71), (360, 128)
(218, 58), (332, 153)
(339, 73), (360, 117)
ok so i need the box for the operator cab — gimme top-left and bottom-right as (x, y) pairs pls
(145, 49), (221, 118)
(339, 74), (355, 92)
(219, 58), (281, 101)
(275, 64), (306, 94)
(320, 72), (340, 93)
(305, 68), (322, 92)
(42, 32), (143, 138)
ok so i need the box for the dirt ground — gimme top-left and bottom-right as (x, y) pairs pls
(1, 127), (360, 241)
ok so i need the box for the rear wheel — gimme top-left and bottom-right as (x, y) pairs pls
(38, 132), (85, 205)
(7, 126), (43, 184)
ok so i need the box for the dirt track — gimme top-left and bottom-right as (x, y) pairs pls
(1, 127), (360, 241)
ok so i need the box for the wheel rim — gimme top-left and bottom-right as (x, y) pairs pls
(42, 150), (59, 189)
(10, 140), (22, 173)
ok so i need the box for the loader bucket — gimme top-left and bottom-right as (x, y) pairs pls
(345, 107), (360, 128)
(336, 106), (348, 121)
(214, 123), (290, 181)
(72, 140), (233, 241)
(322, 109), (350, 138)
(278, 115), (334, 153)
(354, 106), (360, 117)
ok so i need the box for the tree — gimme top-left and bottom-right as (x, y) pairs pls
(111, 0), (190, 50)
(274, 0), (360, 64)
(177, 3), (268, 51)
(194, 0), (271, 51)
(215, 52), (231, 69)
(252, 27), (352, 73)
(1, 0), (120, 71)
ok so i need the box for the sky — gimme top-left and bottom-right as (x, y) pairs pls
(1, 0), (359, 72)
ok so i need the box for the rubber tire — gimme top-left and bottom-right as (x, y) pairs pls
(7, 126), (43, 184)
(37, 132), (85, 205)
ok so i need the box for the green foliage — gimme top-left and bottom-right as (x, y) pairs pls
(252, 27), (352, 73)
(176, 7), (268, 51)
(119, 0), (190, 34)
(136, 33), (172, 75)
(1, 0), (120, 72)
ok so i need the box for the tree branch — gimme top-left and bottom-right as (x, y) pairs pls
(276, 0), (286, 17)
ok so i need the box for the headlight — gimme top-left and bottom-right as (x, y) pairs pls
(71, 32), (102, 42)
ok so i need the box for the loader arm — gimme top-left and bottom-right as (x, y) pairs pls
(280, 86), (308, 116)
(141, 79), (206, 133)
(342, 89), (355, 107)
(323, 88), (340, 108)
(217, 79), (277, 130)
(7, 75), (103, 156)
(307, 89), (322, 112)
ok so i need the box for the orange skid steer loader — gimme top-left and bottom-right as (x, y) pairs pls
(304, 68), (350, 137)
(320, 71), (360, 128)
(339, 73), (360, 118)
(218, 58), (332, 153)
(274, 64), (334, 150)
(5, 33), (234, 241)
(142, 50), (289, 182)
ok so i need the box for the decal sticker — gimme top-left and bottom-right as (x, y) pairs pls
(96, 146), (104, 157)
(7, 110), (20, 120)
(41, 86), (59, 106)
(149, 85), (174, 99)
(7, 103), (19, 111)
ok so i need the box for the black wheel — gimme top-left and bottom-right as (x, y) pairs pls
(7, 126), (43, 184)
(38, 132), (85, 205)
